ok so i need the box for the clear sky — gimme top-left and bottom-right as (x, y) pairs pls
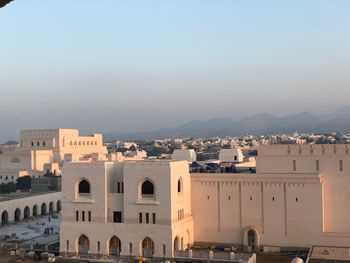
(0, 0), (350, 140)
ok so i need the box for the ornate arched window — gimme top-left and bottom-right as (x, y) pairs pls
(78, 179), (91, 197)
(141, 180), (154, 198)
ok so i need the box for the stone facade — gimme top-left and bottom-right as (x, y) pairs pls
(60, 144), (350, 258)
(0, 129), (107, 183)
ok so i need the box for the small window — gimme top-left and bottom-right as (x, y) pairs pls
(163, 244), (166, 257)
(272, 197), (275, 202)
(228, 196), (231, 200)
(296, 197), (298, 202)
(97, 241), (100, 254)
(66, 240), (69, 252)
(339, 160), (343, 172)
(316, 160), (320, 171)
(207, 195), (210, 200)
(146, 213), (149, 224)
(152, 213), (156, 224)
(82, 211), (85, 222)
(129, 243), (133, 255)
(121, 182), (124, 193)
(234, 155), (238, 161)
(117, 182), (121, 193)
(177, 179), (182, 193)
(43, 141), (46, 147)
(113, 211), (122, 223)
(75, 211), (79, 222)
(293, 160), (296, 171)
(88, 211), (91, 222)
(139, 213), (142, 224)
(250, 196), (252, 201)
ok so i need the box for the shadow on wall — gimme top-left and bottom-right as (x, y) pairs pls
(0, 0), (12, 8)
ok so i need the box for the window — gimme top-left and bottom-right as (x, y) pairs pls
(146, 213), (149, 224)
(178, 209), (184, 221)
(113, 211), (122, 223)
(129, 243), (133, 255)
(339, 160), (343, 172)
(234, 155), (238, 161)
(316, 160), (320, 171)
(75, 211), (79, 222)
(66, 240), (69, 252)
(293, 160), (296, 171)
(121, 182), (124, 193)
(82, 211), (85, 222)
(117, 182), (121, 193)
(88, 211), (91, 222)
(152, 213), (156, 224)
(78, 179), (90, 197)
(177, 179), (182, 193)
(163, 244), (166, 257)
(141, 180), (154, 198)
(97, 241), (100, 254)
(139, 213), (143, 224)
(43, 141), (46, 147)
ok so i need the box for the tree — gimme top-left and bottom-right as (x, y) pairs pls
(16, 176), (31, 191)
(0, 182), (16, 193)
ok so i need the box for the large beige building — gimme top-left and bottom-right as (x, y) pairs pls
(0, 129), (107, 182)
(59, 144), (350, 258)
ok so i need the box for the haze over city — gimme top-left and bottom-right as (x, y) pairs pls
(1, 0), (350, 141)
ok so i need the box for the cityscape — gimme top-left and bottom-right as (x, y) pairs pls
(1, 1), (350, 263)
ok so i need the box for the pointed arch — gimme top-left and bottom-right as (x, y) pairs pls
(109, 236), (121, 256)
(78, 234), (89, 254)
(142, 237), (154, 258)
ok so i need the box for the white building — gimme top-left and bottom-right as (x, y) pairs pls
(0, 129), (107, 183)
(172, 149), (196, 162)
(219, 148), (244, 163)
(60, 161), (193, 258)
(60, 144), (350, 258)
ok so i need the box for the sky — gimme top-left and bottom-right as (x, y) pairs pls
(0, 0), (350, 141)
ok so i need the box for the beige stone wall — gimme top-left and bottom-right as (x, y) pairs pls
(257, 144), (350, 234)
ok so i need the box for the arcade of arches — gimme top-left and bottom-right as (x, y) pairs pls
(0, 199), (62, 225)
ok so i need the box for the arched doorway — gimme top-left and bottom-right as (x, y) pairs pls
(41, 203), (47, 215)
(24, 206), (30, 220)
(49, 202), (54, 214)
(78, 234), (89, 254)
(14, 208), (21, 222)
(33, 205), (38, 217)
(1, 211), (8, 225)
(142, 237), (154, 258)
(56, 200), (61, 213)
(174, 236), (179, 251)
(243, 227), (259, 252)
(109, 236), (121, 256)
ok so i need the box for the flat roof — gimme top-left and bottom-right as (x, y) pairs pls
(309, 246), (350, 261)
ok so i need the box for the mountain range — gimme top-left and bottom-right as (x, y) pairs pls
(104, 106), (350, 141)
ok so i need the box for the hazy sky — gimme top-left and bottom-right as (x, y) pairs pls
(1, 0), (350, 141)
